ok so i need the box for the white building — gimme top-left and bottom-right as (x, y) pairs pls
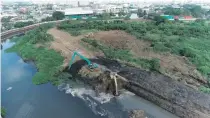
(101, 4), (124, 14)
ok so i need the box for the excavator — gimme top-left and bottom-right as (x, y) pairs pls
(68, 51), (98, 70)
(68, 51), (128, 96)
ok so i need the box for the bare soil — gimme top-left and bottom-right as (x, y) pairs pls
(91, 30), (207, 88)
(47, 28), (94, 67)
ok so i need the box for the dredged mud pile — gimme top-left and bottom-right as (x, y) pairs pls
(69, 57), (210, 118)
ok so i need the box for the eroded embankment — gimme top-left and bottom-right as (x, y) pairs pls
(69, 58), (210, 118)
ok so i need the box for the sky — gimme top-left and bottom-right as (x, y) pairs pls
(2, 0), (210, 4)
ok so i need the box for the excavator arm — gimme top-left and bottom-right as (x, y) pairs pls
(68, 51), (98, 69)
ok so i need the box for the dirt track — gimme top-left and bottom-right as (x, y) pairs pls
(47, 28), (94, 67)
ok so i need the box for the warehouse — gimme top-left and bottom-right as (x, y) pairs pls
(61, 8), (94, 20)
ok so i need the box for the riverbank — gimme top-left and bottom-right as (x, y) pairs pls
(2, 39), (180, 118)
(70, 57), (210, 118)
(5, 22), (210, 118)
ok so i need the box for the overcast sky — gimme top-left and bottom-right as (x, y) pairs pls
(2, 0), (210, 4)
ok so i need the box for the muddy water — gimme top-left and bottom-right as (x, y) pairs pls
(1, 39), (179, 118)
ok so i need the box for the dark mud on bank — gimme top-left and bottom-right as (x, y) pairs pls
(68, 57), (210, 118)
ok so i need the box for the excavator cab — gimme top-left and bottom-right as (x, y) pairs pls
(88, 63), (98, 69)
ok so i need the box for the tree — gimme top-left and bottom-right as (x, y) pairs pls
(1, 17), (12, 22)
(101, 13), (110, 20)
(118, 11), (126, 17)
(154, 16), (167, 25)
(1, 22), (13, 31)
(183, 5), (204, 17)
(52, 11), (65, 20)
(1, 107), (6, 118)
(147, 13), (158, 19)
(164, 7), (182, 15)
(41, 16), (55, 22)
(189, 5), (203, 17)
(14, 21), (34, 28)
(137, 9), (144, 17)
(109, 12), (115, 16)
(124, 14), (131, 20)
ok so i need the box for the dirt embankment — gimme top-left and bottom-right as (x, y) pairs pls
(47, 28), (210, 118)
(47, 28), (207, 90)
(69, 57), (210, 118)
(91, 30), (207, 89)
(121, 67), (210, 118)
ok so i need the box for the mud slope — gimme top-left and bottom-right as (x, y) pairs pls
(119, 67), (210, 118)
(70, 58), (210, 118)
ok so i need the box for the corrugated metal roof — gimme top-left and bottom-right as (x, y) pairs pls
(61, 8), (93, 15)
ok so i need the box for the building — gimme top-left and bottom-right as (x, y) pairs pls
(60, 8), (94, 19)
(161, 15), (196, 21)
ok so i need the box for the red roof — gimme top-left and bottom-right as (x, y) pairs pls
(184, 16), (193, 19)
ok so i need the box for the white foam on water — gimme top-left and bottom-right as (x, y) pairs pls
(57, 83), (116, 116)
(84, 96), (107, 116)
(58, 83), (137, 117)
(63, 83), (114, 104)
(7, 87), (12, 91)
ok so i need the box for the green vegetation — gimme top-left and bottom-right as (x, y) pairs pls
(6, 23), (71, 85)
(42, 11), (65, 22)
(41, 16), (55, 22)
(137, 9), (147, 18)
(58, 20), (210, 77)
(199, 86), (210, 93)
(1, 17), (12, 22)
(1, 107), (6, 118)
(14, 21), (34, 28)
(163, 4), (205, 17)
(52, 11), (65, 20)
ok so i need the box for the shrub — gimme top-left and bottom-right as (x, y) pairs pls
(179, 48), (196, 58)
(1, 107), (6, 118)
(32, 72), (50, 85)
(69, 30), (81, 36)
(14, 21), (34, 28)
(6, 24), (64, 85)
(150, 58), (161, 71)
(199, 86), (210, 93)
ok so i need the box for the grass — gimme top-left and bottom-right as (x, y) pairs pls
(6, 24), (71, 85)
(199, 86), (210, 94)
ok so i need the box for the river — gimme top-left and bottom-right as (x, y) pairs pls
(1, 39), (179, 118)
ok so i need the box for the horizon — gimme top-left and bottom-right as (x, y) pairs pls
(2, 0), (210, 4)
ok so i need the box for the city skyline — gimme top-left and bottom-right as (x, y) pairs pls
(2, 0), (210, 4)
